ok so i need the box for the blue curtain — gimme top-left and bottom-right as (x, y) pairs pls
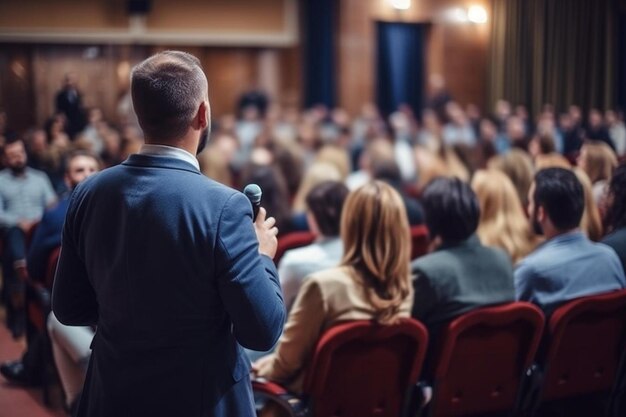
(303, 0), (335, 108)
(376, 22), (427, 118)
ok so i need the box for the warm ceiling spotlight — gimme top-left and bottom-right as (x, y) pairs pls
(467, 5), (488, 24)
(390, 0), (411, 11)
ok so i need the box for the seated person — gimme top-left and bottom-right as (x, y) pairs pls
(602, 163), (626, 272)
(253, 181), (413, 392)
(372, 160), (425, 226)
(411, 177), (515, 370)
(278, 181), (349, 310)
(1, 151), (99, 401)
(0, 136), (56, 338)
(515, 167), (625, 314)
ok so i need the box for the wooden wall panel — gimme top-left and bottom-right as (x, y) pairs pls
(0, 45), (36, 130)
(338, 0), (491, 115)
(0, 43), (300, 131)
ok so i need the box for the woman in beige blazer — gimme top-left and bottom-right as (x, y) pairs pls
(253, 180), (414, 393)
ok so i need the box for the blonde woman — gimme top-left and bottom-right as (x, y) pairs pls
(487, 149), (534, 207)
(253, 181), (413, 392)
(291, 162), (342, 214)
(574, 168), (603, 241)
(577, 141), (618, 204)
(472, 170), (541, 264)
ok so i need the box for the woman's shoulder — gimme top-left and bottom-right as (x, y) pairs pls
(307, 266), (354, 285)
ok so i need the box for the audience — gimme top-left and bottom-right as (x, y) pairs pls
(0, 151), (100, 391)
(411, 177), (515, 367)
(471, 169), (541, 263)
(602, 163), (626, 271)
(3, 67), (626, 416)
(278, 181), (349, 310)
(0, 136), (56, 338)
(514, 168), (625, 314)
(253, 181), (413, 392)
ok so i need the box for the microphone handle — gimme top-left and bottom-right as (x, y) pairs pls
(251, 202), (260, 222)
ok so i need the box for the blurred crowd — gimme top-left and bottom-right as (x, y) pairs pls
(1, 75), (625, 243)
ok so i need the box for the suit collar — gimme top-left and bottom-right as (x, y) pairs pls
(122, 154), (202, 175)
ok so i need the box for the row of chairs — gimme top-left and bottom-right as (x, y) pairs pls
(253, 291), (626, 417)
(274, 225), (430, 265)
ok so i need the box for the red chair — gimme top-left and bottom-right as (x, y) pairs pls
(24, 246), (62, 405)
(274, 231), (316, 265)
(253, 319), (429, 417)
(536, 290), (626, 408)
(427, 302), (545, 417)
(411, 225), (430, 260)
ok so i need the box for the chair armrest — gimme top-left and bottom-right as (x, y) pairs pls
(252, 378), (309, 417)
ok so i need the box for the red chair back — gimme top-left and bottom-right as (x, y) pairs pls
(274, 231), (316, 265)
(302, 319), (429, 417)
(430, 302), (545, 417)
(540, 289), (626, 401)
(411, 225), (430, 260)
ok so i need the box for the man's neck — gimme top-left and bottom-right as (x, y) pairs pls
(545, 227), (579, 240)
(145, 140), (196, 156)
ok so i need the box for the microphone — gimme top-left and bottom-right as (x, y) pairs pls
(243, 184), (262, 222)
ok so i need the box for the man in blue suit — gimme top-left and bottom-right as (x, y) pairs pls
(52, 51), (286, 417)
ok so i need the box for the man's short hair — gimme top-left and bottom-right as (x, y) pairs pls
(306, 181), (349, 237)
(131, 51), (207, 141)
(534, 167), (584, 231)
(1, 133), (23, 155)
(422, 177), (480, 242)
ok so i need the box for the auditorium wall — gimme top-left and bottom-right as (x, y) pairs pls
(338, 0), (491, 116)
(0, 0), (300, 130)
(0, 0), (490, 131)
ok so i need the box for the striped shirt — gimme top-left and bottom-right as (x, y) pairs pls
(0, 167), (56, 228)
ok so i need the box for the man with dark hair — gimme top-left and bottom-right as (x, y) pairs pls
(515, 167), (625, 314)
(0, 136), (56, 337)
(51, 51), (285, 417)
(411, 177), (514, 360)
(602, 163), (626, 271)
(278, 181), (349, 310)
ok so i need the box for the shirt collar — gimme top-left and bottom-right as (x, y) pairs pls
(547, 229), (585, 244)
(139, 144), (199, 170)
(438, 233), (481, 251)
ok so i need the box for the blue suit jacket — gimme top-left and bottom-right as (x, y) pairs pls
(27, 196), (69, 282)
(52, 154), (286, 417)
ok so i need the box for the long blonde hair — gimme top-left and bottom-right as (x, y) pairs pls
(579, 141), (617, 184)
(471, 170), (540, 263)
(291, 162), (342, 213)
(573, 168), (603, 241)
(487, 149), (535, 207)
(340, 181), (412, 324)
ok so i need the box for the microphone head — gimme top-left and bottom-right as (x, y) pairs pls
(243, 184), (262, 204)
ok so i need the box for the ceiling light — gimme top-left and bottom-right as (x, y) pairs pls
(468, 5), (488, 24)
(390, 0), (411, 11)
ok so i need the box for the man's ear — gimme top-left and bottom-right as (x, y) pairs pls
(196, 101), (209, 130)
(537, 205), (545, 223)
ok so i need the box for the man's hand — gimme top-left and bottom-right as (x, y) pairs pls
(255, 207), (279, 258)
